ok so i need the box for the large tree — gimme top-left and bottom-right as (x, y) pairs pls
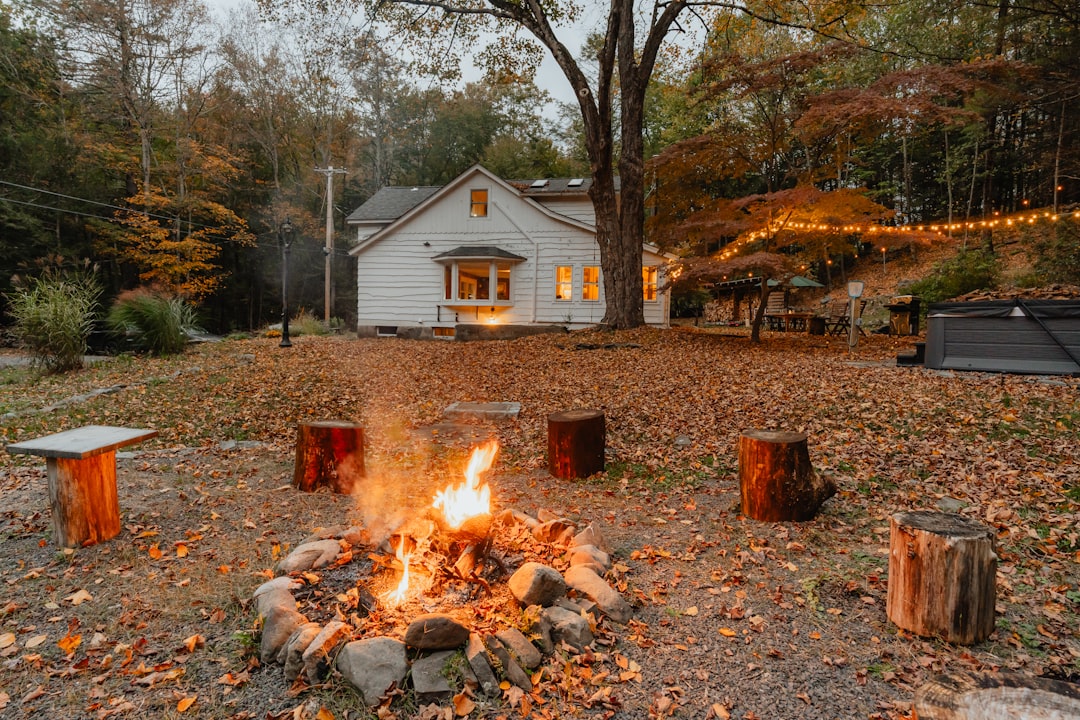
(334, 0), (721, 328)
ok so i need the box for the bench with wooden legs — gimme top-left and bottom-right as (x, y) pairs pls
(6, 425), (158, 548)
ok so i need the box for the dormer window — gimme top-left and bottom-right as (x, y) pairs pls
(470, 189), (488, 217)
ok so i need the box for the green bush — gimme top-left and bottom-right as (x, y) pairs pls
(107, 288), (199, 356)
(906, 249), (1001, 305)
(6, 269), (101, 373)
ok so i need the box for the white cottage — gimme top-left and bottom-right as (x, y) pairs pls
(346, 165), (671, 339)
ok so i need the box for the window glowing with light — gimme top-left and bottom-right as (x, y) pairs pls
(555, 266), (572, 300)
(470, 189), (488, 217)
(582, 266), (599, 301)
(643, 266), (658, 302)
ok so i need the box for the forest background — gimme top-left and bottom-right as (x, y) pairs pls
(1, 0), (1078, 334)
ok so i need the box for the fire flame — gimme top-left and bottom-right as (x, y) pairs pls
(382, 536), (411, 608)
(432, 441), (497, 529)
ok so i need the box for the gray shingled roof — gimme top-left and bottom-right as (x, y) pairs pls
(432, 246), (527, 262)
(345, 186), (440, 223)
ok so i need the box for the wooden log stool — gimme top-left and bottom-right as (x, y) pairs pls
(6, 425), (158, 548)
(293, 420), (365, 494)
(738, 429), (836, 521)
(914, 671), (1080, 719)
(547, 409), (605, 479)
(887, 511), (996, 645)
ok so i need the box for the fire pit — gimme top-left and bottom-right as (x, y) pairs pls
(252, 440), (634, 713)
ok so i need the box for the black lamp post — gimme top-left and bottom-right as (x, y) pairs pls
(279, 217), (295, 348)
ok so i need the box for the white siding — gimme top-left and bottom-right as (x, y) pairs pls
(352, 169), (669, 329)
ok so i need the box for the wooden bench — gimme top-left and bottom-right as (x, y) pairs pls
(6, 425), (158, 548)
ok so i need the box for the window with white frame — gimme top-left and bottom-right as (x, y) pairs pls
(555, 266), (573, 300)
(643, 266), (658, 302)
(443, 260), (512, 302)
(469, 189), (488, 217)
(582, 266), (600, 301)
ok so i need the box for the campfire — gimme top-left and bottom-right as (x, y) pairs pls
(380, 440), (500, 608)
(255, 435), (631, 713)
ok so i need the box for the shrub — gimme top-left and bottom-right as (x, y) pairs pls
(107, 288), (200, 356)
(289, 310), (330, 336)
(6, 269), (101, 373)
(906, 249), (1001, 305)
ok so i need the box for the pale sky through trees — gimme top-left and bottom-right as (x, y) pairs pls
(202, 0), (585, 121)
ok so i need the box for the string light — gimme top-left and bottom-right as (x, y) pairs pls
(707, 206), (1078, 260)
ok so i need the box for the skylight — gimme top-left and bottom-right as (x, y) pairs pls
(530, 179), (550, 188)
(568, 178), (584, 187)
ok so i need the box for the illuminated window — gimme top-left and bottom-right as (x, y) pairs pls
(445, 260), (512, 302)
(457, 260), (490, 300)
(555, 266), (572, 300)
(643, 266), (658, 302)
(582, 266), (600, 301)
(470, 189), (488, 217)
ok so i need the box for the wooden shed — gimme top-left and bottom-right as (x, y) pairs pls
(924, 300), (1080, 375)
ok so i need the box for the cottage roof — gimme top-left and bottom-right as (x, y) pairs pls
(432, 246), (527, 262)
(508, 176), (620, 195)
(345, 186), (440, 223)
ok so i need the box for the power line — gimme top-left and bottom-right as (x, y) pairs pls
(0, 180), (231, 233)
(0, 195), (355, 258)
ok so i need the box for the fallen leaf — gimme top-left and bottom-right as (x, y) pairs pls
(452, 692), (475, 716)
(148, 544), (163, 560)
(718, 628), (737, 637)
(177, 696), (196, 712)
(25, 635), (47, 649)
(176, 543), (189, 558)
(315, 707), (334, 720)
(218, 671), (250, 686)
(683, 606), (699, 616)
(182, 635), (205, 653)
(65, 589), (93, 605)
(710, 703), (731, 719)
(57, 633), (82, 655)
(0, 633), (14, 649)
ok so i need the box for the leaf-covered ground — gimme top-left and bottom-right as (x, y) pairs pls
(1, 329), (1078, 719)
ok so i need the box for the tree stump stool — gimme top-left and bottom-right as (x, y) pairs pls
(914, 671), (1080, 719)
(293, 420), (365, 494)
(738, 429), (835, 521)
(547, 409), (605, 479)
(887, 511), (996, 645)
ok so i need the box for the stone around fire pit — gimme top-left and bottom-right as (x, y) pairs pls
(404, 613), (470, 650)
(509, 562), (567, 606)
(260, 605), (307, 663)
(484, 635), (532, 691)
(541, 605), (593, 651)
(465, 633), (500, 696)
(564, 565), (633, 624)
(411, 650), (457, 704)
(302, 620), (351, 683)
(277, 539), (342, 574)
(337, 637), (409, 706)
(283, 623), (322, 681)
(495, 627), (543, 670)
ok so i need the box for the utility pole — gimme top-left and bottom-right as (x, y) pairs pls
(315, 166), (347, 323)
